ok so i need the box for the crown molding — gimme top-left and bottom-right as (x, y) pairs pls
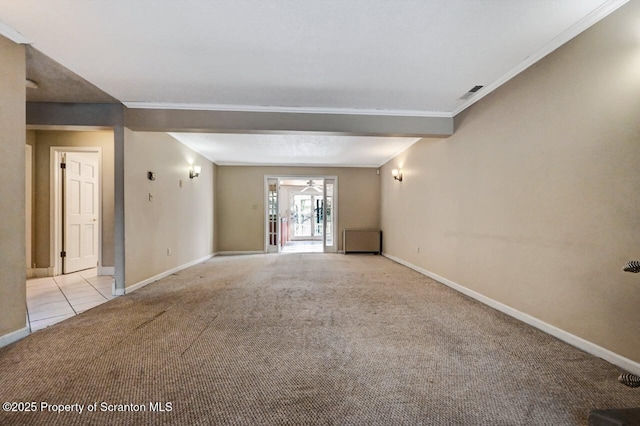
(451, 0), (629, 116)
(0, 20), (30, 44)
(126, 0), (629, 121)
(124, 102), (453, 118)
(213, 161), (382, 168)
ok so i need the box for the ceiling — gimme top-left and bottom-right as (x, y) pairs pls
(1, 0), (626, 166)
(170, 133), (422, 167)
(25, 46), (118, 103)
(280, 179), (323, 187)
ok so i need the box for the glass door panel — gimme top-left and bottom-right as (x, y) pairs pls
(323, 179), (336, 252)
(314, 197), (324, 237)
(266, 178), (278, 253)
(293, 193), (324, 240)
(293, 194), (312, 238)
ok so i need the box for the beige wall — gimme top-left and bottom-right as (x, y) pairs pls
(124, 131), (215, 286)
(0, 35), (26, 336)
(381, 2), (640, 362)
(217, 166), (380, 252)
(32, 130), (115, 268)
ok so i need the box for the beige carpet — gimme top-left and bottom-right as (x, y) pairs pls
(0, 254), (638, 425)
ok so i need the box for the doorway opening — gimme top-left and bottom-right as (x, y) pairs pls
(25, 127), (116, 332)
(265, 176), (337, 254)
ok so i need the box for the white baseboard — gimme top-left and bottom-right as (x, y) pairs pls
(217, 251), (264, 256)
(98, 266), (115, 276)
(113, 283), (125, 296)
(0, 326), (30, 348)
(29, 266), (115, 278)
(124, 253), (216, 294)
(382, 252), (640, 376)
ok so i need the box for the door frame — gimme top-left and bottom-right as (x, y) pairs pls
(25, 144), (33, 274)
(322, 177), (338, 253)
(50, 147), (103, 276)
(264, 177), (280, 253)
(264, 175), (338, 253)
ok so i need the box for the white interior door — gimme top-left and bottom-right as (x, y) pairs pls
(63, 152), (99, 273)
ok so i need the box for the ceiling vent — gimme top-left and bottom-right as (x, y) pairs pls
(459, 85), (483, 100)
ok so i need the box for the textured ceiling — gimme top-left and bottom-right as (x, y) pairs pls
(169, 133), (422, 167)
(5, 0), (626, 167)
(1, 0), (624, 115)
(25, 46), (118, 103)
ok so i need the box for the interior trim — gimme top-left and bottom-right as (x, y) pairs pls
(0, 20), (30, 44)
(0, 326), (30, 349)
(382, 252), (640, 376)
(216, 251), (265, 256)
(98, 266), (115, 276)
(123, 102), (453, 118)
(215, 161), (382, 168)
(452, 0), (629, 116)
(123, 253), (215, 294)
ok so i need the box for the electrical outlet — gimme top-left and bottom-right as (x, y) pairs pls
(179, 180), (183, 188)
(167, 248), (172, 256)
(417, 246), (420, 254)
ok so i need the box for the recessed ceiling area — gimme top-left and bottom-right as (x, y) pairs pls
(169, 133), (422, 167)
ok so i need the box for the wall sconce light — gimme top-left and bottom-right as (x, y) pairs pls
(189, 165), (201, 179)
(623, 260), (640, 273)
(392, 168), (403, 182)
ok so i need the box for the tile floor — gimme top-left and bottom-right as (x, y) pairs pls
(280, 240), (324, 253)
(26, 268), (115, 331)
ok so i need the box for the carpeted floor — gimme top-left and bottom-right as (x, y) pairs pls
(0, 254), (638, 425)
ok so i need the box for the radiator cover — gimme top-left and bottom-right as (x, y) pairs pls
(343, 229), (381, 254)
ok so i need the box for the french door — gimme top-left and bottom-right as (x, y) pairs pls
(292, 193), (323, 240)
(264, 176), (337, 253)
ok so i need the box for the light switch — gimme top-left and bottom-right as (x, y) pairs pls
(148, 193), (153, 202)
